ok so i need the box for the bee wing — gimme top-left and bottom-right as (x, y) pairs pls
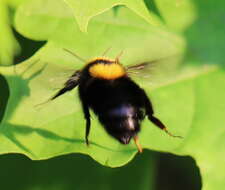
(126, 61), (157, 78)
(35, 67), (81, 108)
(48, 68), (77, 87)
(51, 70), (81, 100)
(125, 55), (182, 86)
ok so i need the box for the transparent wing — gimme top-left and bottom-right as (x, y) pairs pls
(48, 68), (79, 89)
(34, 68), (81, 108)
(20, 59), (82, 107)
(51, 70), (81, 100)
(125, 55), (183, 87)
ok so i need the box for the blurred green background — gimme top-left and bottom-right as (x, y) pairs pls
(1, 0), (225, 189)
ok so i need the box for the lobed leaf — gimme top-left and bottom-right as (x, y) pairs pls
(0, 0), (225, 189)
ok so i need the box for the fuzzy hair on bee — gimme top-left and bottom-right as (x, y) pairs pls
(51, 49), (182, 153)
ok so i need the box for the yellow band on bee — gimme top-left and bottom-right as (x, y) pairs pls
(89, 63), (126, 80)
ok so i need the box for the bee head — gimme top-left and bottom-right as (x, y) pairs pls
(115, 119), (143, 152)
(117, 117), (140, 144)
(100, 115), (141, 144)
(118, 133), (133, 144)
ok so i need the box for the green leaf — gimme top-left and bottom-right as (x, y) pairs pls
(1, 0), (225, 189)
(6, 0), (28, 8)
(151, 0), (197, 32)
(63, 0), (163, 32)
(0, 1), (20, 65)
(174, 69), (225, 190)
(2, 2), (185, 167)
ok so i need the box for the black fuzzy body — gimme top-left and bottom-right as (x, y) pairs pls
(78, 74), (147, 144)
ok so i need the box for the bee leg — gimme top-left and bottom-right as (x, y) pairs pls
(82, 103), (91, 146)
(133, 135), (143, 153)
(142, 90), (182, 138)
(149, 115), (182, 138)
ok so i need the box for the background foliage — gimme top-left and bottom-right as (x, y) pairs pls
(0, 0), (225, 189)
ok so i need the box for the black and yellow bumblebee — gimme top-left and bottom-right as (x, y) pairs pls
(51, 50), (181, 152)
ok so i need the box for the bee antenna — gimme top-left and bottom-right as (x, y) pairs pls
(102, 47), (112, 56)
(133, 135), (143, 153)
(63, 48), (86, 63)
(115, 50), (124, 63)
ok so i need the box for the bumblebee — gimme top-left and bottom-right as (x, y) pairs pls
(51, 50), (181, 152)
